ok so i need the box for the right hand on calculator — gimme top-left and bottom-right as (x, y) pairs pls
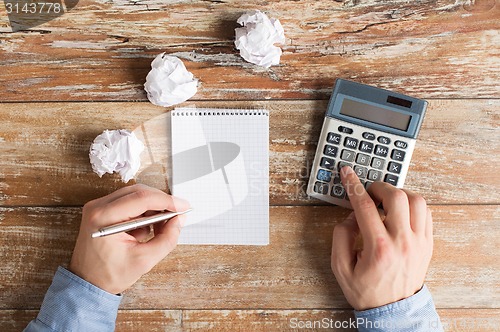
(330, 166), (434, 310)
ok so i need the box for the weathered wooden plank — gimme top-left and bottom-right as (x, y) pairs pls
(0, 310), (183, 331)
(183, 309), (500, 332)
(0, 100), (498, 206)
(116, 310), (182, 331)
(2, 309), (500, 332)
(182, 310), (357, 331)
(0, 205), (498, 310)
(0, 0), (498, 101)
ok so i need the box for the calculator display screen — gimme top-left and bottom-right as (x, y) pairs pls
(340, 98), (411, 131)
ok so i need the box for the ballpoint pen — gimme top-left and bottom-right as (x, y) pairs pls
(91, 208), (193, 238)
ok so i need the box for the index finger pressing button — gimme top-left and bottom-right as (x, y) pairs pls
(340, 166), (387, 248)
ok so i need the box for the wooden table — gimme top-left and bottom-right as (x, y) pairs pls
(1, 0), (499, 331)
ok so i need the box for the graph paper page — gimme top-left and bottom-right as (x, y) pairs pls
(171, 108), (269, 245)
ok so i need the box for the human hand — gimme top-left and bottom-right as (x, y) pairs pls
(69, 184), (190, 294)
(331, 166), (433, 311)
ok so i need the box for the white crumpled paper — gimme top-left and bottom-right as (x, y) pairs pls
(89, 129), (145, 183)
(235, 10), (285, 68)
(144, 53), (198, 107)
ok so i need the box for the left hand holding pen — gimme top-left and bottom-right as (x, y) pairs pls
(69, 184), (190, 294)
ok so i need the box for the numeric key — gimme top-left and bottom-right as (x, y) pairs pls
(340, 149), (355, 162)
(330, 185), (346, 198)
(356, 153), (370, 166)
(337, 161), (353, 172)
(354, 165), (368, 179)
(367, 170), (382, 181)
(371, 157), (385, 170)
(314, 182), (329, 195)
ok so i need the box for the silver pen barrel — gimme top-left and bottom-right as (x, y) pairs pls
(91, 209), (192, 238)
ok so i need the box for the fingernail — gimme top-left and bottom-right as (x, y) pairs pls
(341, 166), (353, 177)
(173, 196), (191, 210)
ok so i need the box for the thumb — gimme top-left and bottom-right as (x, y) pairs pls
(331, 212), (358, 280)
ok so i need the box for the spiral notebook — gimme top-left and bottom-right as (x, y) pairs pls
(171, 107), (269, 245)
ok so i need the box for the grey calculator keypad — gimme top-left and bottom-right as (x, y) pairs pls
(309, 119), (415, 207)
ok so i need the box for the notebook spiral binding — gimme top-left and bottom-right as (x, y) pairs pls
(172, 108), (269, 117)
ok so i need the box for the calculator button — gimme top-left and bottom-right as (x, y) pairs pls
(320, 157), (335, 170)
(323, 145), (338, 157)
(354, 165), (368, 179)
(332, 173), (341, 184)
(344, 137), (359, 149)
(364, 181), (373, 189)
(388, 161), (402, 174)
(327, 132), (341, 145)
(340, 149), (356, 162)
(391, 149), (406, 161)
(362, 132), (376, 140)
(330, 185), (346, 199)
(384, 174), (399, 186)
(374, 145), (389, 157)
(317, 169), (332, 182)
(338, 126), (353, 134)
(359, 141), (374, 153)
(314, 182), (329, 195)
(337, 161), (353, 172)
(367, 170), (383, 181)
(377, 136), (391, 144)
(394, 140), (408, 149)
(371, 157), (385, 170)
(356, 153), (371, 166)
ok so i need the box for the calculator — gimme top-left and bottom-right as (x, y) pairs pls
(307, 79), (427, 208)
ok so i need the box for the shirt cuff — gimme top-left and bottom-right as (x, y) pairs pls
(34, 266), (122, 332)
(354, 285), (443, 332)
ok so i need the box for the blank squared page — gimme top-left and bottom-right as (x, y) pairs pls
(171, 108), (269, 245)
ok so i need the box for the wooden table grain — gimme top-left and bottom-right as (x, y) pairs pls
(0, 0), (499, 331)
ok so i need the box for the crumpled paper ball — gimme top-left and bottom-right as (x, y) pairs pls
(144, 53), (198, 107)
(89, 129), (145, 183)
(234, 10), (285, 68)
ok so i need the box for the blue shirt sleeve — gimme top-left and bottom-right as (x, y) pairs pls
(354, 285), (443, 331)
(24, 266), (122, 332)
